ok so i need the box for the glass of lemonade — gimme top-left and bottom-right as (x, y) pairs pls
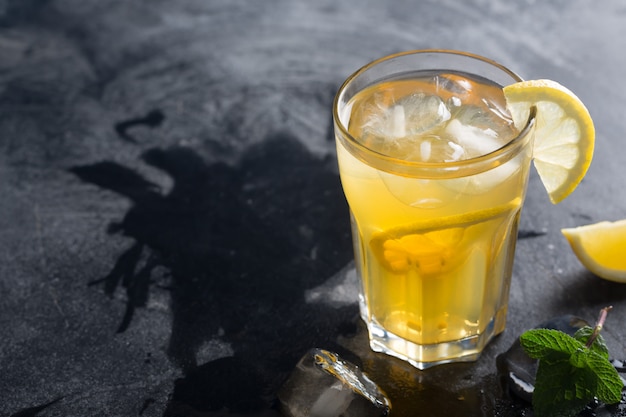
(333, 50), (536, 369)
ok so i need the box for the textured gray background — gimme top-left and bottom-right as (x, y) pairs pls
(1, 0), (625, 416)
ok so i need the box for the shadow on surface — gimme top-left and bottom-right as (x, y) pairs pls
(70, 132), (356, 414)
(553, 269), (626, 307)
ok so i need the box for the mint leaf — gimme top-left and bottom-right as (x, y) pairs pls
(519, 328), (582, 360)
(519, 308), (624, 417)
(569, 348), (588, 369)
(586, 351), (623, 404)
(532, 358), (594, 417)
(574, 326), (609, 358)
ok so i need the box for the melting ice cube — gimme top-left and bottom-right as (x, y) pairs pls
(277, 348), (391, 417)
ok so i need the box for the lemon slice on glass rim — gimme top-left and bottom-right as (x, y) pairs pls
(561, 220), (626, 283)
(503, 79), (595, 204)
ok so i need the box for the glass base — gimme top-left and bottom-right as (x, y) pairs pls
(363, 308), (506, 370)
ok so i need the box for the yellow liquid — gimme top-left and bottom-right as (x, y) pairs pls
(336, 74), (533, 360)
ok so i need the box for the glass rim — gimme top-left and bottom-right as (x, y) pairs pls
(332, 49), (536, 177)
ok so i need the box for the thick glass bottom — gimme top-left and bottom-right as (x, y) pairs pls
(362, 303), (507, 370)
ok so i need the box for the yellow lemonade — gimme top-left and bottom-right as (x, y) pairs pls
(335, 68), (535, 366)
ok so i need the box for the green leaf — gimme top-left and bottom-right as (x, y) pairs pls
(586, 351), (624, 404)
(520, 310), (624, 417)
(532, 358), (594, 417)
(520, 307), (624, 417)
(569, 348), (588, 369)
(574, 326), (609, 358)
(520, 329), (584, 360)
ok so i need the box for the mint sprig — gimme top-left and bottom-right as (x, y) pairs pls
(520, 307), (624, 417)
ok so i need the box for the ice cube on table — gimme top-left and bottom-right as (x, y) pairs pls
(277, 348), (391, 417)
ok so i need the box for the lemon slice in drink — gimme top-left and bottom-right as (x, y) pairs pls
(370, 199), (520, 275)
(561, 220), (626, 283)
(503, 79), (595, 204)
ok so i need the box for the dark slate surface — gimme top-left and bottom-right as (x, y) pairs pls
(1, 1), (626, 416)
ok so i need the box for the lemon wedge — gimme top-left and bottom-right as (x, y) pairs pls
(561, 220), (626, 283)
(503, 79), (595, 204)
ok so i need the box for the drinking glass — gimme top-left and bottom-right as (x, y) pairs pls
(333, 50), (536, 369)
